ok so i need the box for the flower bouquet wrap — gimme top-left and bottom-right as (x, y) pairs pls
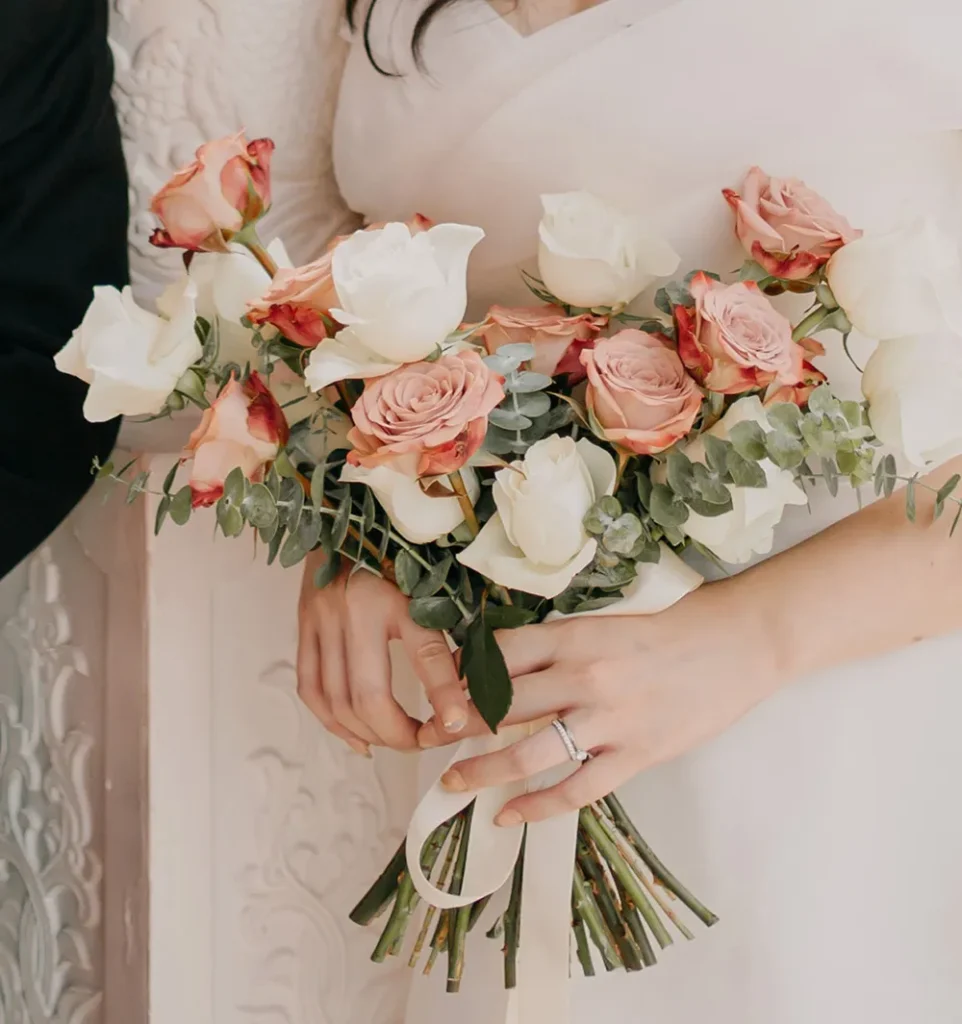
(58, 136), (962, 1018)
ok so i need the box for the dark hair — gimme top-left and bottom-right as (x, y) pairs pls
(345, 0), (459, 73)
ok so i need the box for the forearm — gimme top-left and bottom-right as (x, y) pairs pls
(741, 455), (962, 685)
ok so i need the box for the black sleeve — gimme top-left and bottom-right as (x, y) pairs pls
(0, 0), (129, 578)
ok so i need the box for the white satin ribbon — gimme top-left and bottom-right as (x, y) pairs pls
(403, 546), (703, 1024)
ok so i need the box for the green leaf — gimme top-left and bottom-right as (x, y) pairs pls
(483, 605), (539, 629)
(279, 530), (307, 568)
(224, 466), (246, 506)
(649, 484), (690, 528)
(951, 504), (962, 538)
(95, 458), (115, 480)
(583, 495), (622, 535)
(841, 401), (865, 430)
(126, 471), (150, 504)
(162, 460), (179, 495)
(572, 595), (624, 613)
(686, 494), (734, 517)
(266, 524), (286, 565)
(412, 554), (454, 599)
(242, 483), (278, 529)
(690, 462), (731, 505)
(409, 596), (462, 631)
(634, 538), (662, 563)
(882, 454), (898, 499)
(602, 513), (643, 556)
(511, 371), (553, 393)
(765, 430), (805, 470)
(154, 495), (171, 535)
(636, 472), (653, 510)
(169, 486), (193, 526)
(216, 499), (245, 538)
(297, 509), (324, 552)
(936, 474), (960, 517)
(727, 449), (766, 488)
(512, 391), (551, 418)
(905, 476), (918, 523)
(729, 420), (768, 462)
(394, 549), (422, 596)
(702, 436), (734, 475)
(489, 407), (533, 431)
(767, 403), (803, 435)
(361, 486), (377, 532)
(873, 457), (887, 497)
(821, 457), (839, 497)
(835, 450), (859, 477)
(806, 386), (838, 417)
(274, 449), (297, 479)
(313, 552), (340, 588)
(460, 614), (513, 732)
(665, 451), (695, 499)
(331, 495), (352, 550)
(311, 464), (327, 509)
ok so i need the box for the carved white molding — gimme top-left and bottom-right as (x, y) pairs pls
(0, 548), (103, 1024)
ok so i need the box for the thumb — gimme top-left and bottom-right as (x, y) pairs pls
(397, 613), (469, 736)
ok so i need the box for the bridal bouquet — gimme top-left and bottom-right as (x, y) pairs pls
(57, 134), (962, 1001)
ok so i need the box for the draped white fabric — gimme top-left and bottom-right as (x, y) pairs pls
(334, 3), (962, 1021)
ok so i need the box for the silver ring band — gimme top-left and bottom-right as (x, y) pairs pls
(550, 717), (591, 763)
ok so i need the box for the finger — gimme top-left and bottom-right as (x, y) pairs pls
(441, 711), (598, 793)
(398, 614), (469, 735)
(494, 754), (623, 826)
(345, 595), (421, 750)
(418, 668), (578, 749)
(318, 603), (383, 746)
(493, 621), (561, 677)
(296, 618), (370, 756)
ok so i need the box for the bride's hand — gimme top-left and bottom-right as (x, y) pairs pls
(297, 550), (469, 755)
(419, 580), (787, 824)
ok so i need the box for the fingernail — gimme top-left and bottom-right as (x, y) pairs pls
(440, 769), (467, 792)
(494, 809), (523, 828)
(348, 739), (372, 759)
(443, 711), (467, 734)
(418, 728), (440, 749)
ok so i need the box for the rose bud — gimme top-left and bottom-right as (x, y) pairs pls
(582, 330), (703, 455)
(723, 167), (861, 281)
(248, 215), (432, 349)
(676, 273), (805, 395)
(346, 350), (504, 477)
(183, 372), (290, 508)
(477, 305), (606, 382)
(150, 132), (274, 253)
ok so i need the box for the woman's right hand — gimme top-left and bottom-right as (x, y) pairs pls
(296, 550), (469, 755)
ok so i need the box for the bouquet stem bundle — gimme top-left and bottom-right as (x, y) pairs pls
(350, 793), (716, 989)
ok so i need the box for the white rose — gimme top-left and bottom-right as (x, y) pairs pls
(305, 222), (485, 391)
(537, 192), (679, 310)
(678, 396), (807, 564)
(54, 279), (200, 422)
(340, 463), (480, 545)
(457, 436), (616, 599)
(826, 219), (962, 341)
(862, 333), (962, 467)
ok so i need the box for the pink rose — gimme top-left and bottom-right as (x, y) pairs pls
(347, 350), (504, 477)
(676, 273), (804, 394)
(764, 338), (828, 409)
(247, 214), (432, 348)
(581, 330), (702, 455)
(478, 305), (607, 381)
(183, 372), (290, 508)
(723, 166), (861, 281)
(150, 132), (274, 253)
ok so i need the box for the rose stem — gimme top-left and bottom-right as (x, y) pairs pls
(572, 864), (620, 971)
(335, 380), (355, 411)
(614, 449), (632, 490)
(468, 894), (492, 931)
(791, 304), (832, 343)
(503, 834), (525, 989)
(634, 864), (695, 942)
(409, 815), (465, 968)
(424, 914), (449, 975)
(576, 835), (642, 972)
(243, 233), (279, 278)
(603, 794), (718, 927)
(350, 839), (406, 925)
(570, 905), (595, 978)
(372, 820), (454, 962)
(448, 470), (480, 537)
(614, 876), (657, 968)
(582, 807), (673, 951)
(446, 802), (475, 993)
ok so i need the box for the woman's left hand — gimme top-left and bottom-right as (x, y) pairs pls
(418, 578), (789, 826)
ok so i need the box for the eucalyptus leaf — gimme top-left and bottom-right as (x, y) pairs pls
(297, 509), (324, 552)
(512, 391), (552, 418)
(331, 495), (352, 551)
(510, 371), (553, 393)
(460, 613), (513, 732)
(409, 596), (462, 631)
(765, 430), (805, 470)
(484, 605), (538, 629)
(126, 471), (150, 505)
(162, 460), (179, 495)
(279, 530), (307, 568)
(836, 450), (859, 477)
(767, 403), (803, 436)
(952, 504), (962, 538)
(686, 494), (734, 517)
(412, 554), (454, 598)
(572, 595), (624, 613)
(650, 484), (690, 528)
(666, 451), (695, 499)
(274, 449), (297, 479)
(882, 454), (898, 499)
(311, 464), (327, 509)
(727, 450), (766, 488)
(362, 486), (377, 531)
(821, 457), (839, 497)
(729, 420), (768, 461)
(807, 386), (839, 418)
(169, 486), (193, 526)
(393, 550), (422, 595)
(216, 500), (245, 538)
(313, 552), (341, 589)
(691, 462), (731, 505)
(702, 435), (734, 475)
(285, 478), (304, 530)
(634, 538), (662, 563)
(484, 424), (519, 455)
(267, 524), (287, 565)
(489, 407), (533, 431)
(602, 513), (643, 556)
(495, 342), (536, 363)
(636, 473), (653, 510)
(905, 476), (918, 523)
(242, 483), (279, 529)
(154, 495), (171, 536)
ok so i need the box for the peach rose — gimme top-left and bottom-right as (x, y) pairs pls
(676, 273), (804, 395)
(347, 350), (504, 477)
(477, 305), (607, 380)
(765, 338), (827, 408)
(183, 372), (290, 508)
(723, 167), (861, 281)
(247, 214), (432, 349)
(582, 330), (702, 455)
(150, 132), (274, 253)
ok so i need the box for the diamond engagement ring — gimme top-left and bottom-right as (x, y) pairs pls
(550, 717), (591, 763)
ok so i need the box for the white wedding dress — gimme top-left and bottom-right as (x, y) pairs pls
(331, 2), (962, 1020)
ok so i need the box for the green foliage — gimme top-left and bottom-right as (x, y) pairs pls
(460, 610), (513, 732)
